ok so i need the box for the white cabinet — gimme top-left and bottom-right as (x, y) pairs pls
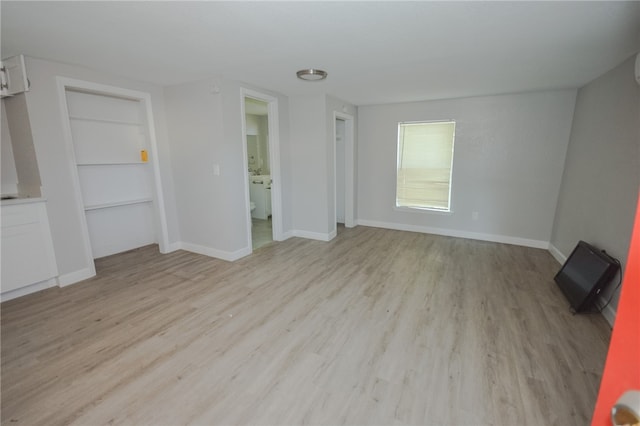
(1, 200), (58, 294)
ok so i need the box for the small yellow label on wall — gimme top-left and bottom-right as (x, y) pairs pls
(140, 150), (148, 162)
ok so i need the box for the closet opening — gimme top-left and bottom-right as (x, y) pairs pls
(333, 111), (355, 234)
(58, 78), (169, 276)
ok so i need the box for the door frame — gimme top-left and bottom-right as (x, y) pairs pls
(332, 111), (356, 230)
(240, 88), (283, 251)
(56, 77), (170, 277)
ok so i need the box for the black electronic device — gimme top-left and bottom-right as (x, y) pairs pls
(554, 241), (620, 313)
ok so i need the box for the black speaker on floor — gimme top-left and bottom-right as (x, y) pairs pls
(554, 241), (620, 313)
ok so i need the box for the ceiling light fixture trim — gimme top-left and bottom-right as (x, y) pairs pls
(296, 69), (328, 81)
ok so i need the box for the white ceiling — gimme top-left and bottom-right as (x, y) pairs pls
(2, 1), (639, 106)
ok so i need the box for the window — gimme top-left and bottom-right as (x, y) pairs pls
(396, 120), (455, 211)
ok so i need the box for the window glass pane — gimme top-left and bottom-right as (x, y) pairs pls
(396, 121), (455, 211)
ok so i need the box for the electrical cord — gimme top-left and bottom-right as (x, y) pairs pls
(596, 254), (623, 313)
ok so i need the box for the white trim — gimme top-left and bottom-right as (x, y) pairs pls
(333, 112), (356, 230)
(396, 120), (456, 212)
(600, 303), (616, 327)
(240, 88), (284, 255)
(56, 77), (170, 267)
(57, 267), (95, 287)
(548, 243), (567, 264)
(164, 241), (182, 253)
(142, 93), (171, 253)
(394, 206), (454, 216)
(292, 229), (336, 242)
(239, 95), (253, 254)
(0, 278), (58, 302)
(281, 230), (294, 240)
(56, 78), (97, 278)
(332, 116), (338, 234)
(357, 219), (549, 249)
(179, 242), (251, 262)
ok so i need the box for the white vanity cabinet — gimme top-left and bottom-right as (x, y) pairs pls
(1, 199), (58, 296)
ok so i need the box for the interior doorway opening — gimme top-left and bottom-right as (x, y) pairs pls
(245, 98), (272, 250)
(240, 88), (283, 253)
(333, 111), (355, 236)
(335, 118), (346, 231)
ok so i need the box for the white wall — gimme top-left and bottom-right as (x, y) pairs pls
(164, 78), (241, 255)
(164, 77), (291, 257)
(289, 95), (357, 239)
(357, 90), (577, 247)
(21, 57), (179, 282)
(1, 100), (19, 195)
(290, 95), (328, 236)
(3, 93), (42, 198)
(551, 55), (640, 317)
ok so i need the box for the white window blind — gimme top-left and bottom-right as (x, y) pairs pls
(396, 120), (455, 211)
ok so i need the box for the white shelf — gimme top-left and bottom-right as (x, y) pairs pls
(67, 89), (158, 259)
(84, 197), (153, 211)
(77, 162), (147, 166)
(69, 115), (142, 126)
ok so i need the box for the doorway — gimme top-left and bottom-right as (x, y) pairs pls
(336, 118), (346, 227)
(245, 98), (272, 250)
(241, 89), (283, 252)
(333, 112), (355, 234)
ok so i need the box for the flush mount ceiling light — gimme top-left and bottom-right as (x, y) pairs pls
(296, 69), (328, 81)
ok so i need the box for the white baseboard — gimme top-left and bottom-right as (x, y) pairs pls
(280, 230), (294, 240)
(161, 241), (182, 253)
(179, 242), (251, 262)
(356, 219), (550, 249)
(599, 301), (616, 327)
(0, 278), (58, 302)
(291, 229), (335, 242)
(58, 267), (95, 287)
(548, 243), (568, 264)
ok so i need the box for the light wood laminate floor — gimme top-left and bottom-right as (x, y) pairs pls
(252, 217), (273, 250)
(1, 226), (611, 425)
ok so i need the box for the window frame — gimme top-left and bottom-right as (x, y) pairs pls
(395, 119), (456, 213)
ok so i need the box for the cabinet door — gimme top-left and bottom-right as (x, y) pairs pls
(0, 55), (29, 98)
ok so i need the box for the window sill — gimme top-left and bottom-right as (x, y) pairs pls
(394, 206), (453, 216)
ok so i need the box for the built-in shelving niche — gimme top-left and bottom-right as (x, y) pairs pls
(65, 88), (157, 259)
